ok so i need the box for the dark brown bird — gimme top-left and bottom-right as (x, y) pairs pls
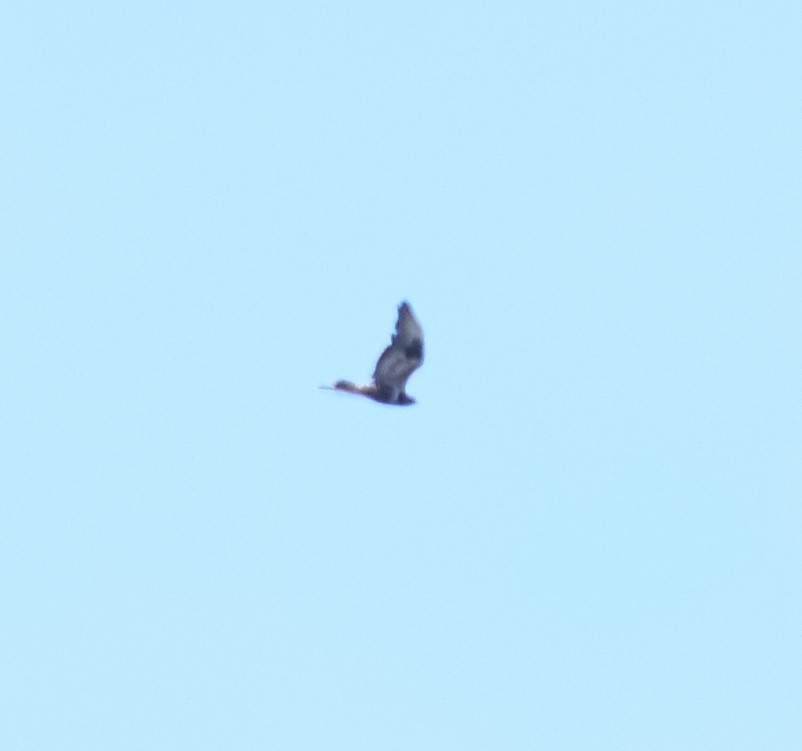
(328, 302), (424, 405)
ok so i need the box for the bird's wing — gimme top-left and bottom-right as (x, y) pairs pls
(373, 302), (424, 392)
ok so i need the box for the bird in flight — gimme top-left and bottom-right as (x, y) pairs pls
(326, 301), (424, 405)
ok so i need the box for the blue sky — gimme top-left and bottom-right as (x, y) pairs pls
(2, 2), (801, 749)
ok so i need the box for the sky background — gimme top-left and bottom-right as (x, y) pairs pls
(2, 2), (801, 749)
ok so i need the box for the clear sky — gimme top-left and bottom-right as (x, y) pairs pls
(2, 2), (801, 749)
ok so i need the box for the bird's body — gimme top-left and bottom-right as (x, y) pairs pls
(329, 302), (424, 406)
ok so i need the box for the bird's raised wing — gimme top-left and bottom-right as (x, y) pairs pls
(373, 302), (424, 397)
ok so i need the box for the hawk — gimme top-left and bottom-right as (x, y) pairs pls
(327, 302), (424, 405)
